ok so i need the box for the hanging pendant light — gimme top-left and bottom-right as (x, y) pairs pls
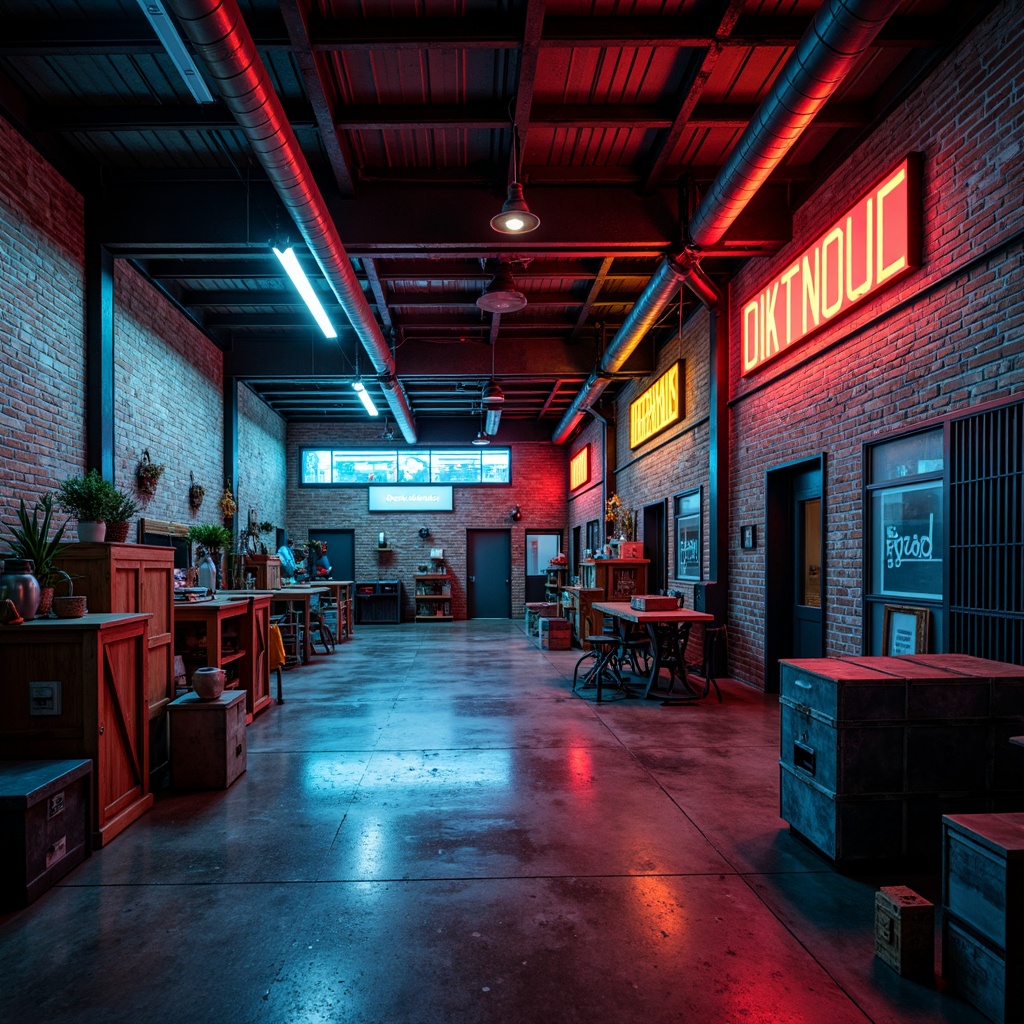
(476, 262), (527, 313)
(491, 125), (540, 233)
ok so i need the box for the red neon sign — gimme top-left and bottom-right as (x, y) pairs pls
(741, 155), (921, 374)
(569, 445), (590, 490)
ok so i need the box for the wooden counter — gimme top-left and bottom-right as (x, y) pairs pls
(0, 613), (154, 848)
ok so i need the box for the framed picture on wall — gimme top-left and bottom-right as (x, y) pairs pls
(882, 605), (930, 656)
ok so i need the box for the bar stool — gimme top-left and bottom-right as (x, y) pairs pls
(308, 606), (335, 654)
(697, 624), (727, 702)
(573, 635), (626, 702)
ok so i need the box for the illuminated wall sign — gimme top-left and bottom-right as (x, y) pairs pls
(569, 445), (590, 490)
(741, 154), (921, 375)
(368, 485), (453, 511)
(630, 361), (683, 448)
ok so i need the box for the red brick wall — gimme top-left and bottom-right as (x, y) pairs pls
(285, 422), (568, 619)
(237, 382), (288, 536)
(114, 260), (225, 531)
(0, 115), (87, 527)
(723, 0), (1024, 688)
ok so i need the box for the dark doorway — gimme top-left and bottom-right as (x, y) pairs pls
(467, 529), (511, 618)
(307, 528), (355, 582)
(765, 457), (825, 692)
(571, 525), (582, 577)
(524, 531), (562, 603)
(642, 500), (667, 593)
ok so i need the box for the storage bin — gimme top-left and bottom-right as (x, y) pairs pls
(0, 759), (91, 908)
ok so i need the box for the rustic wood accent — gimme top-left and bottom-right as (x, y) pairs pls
(0, 614), (154, 848)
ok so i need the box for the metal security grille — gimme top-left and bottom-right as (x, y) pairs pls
(948, 399), (1024, 663)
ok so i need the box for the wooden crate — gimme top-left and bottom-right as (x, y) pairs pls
(0, 759), (92, 908)
(942, 813), (1024, 1024)
(168, 691), (247, 789)
(874, 885), (934, 978)
(629, 594), (678, 611)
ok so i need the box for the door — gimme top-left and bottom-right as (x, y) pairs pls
(467, 529), (511, 618)
(525, 531), (561, 603)
(765, 458), (825, 692)
(308, 528), (355, 582)
(642, 500), (667, 592)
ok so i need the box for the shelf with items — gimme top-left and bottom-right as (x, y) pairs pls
(579, 558), (648, 600)
(355, 580), (401, 624)
(414, 572), (452, 621)
(545, 564), (568, 599)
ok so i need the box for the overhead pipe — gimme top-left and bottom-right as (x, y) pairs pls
(553, 0), (902, 443)
(165, 0), (417, 442)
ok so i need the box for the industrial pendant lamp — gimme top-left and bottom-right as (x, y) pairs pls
(472, 410), (490, 445)
(491, 125), (540, 234)
(481, 342), (504, 435)
(476, 262), (527, 314)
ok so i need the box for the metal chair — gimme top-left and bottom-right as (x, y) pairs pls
(572, 635), (627, 702)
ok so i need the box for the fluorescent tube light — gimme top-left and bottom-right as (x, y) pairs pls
(352, 380), (379, 417)
(137, 1), (215, 104)
(273, 246), (338, 339)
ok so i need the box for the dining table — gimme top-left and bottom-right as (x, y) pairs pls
(592, 600), (715, 703)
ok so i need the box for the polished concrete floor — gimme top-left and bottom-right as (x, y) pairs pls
(1, 620), (988, 1024)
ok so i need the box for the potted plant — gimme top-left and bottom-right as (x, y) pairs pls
(2, 493), (70, 615)
(55, 470), (120, 542)
(187, 523), (233, 583)
(188, 472), (205, 516)
(105, 489), (140, 544)
(135, 449), (165, 499)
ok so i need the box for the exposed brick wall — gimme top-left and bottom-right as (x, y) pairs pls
(723, 0), (1024, 688)
(0, 114), (87, 533)
(237, 381), (287, 539)
(285, 422), (568, 619)
(566, 417), (606, 556)
(114, 260), (225, 533)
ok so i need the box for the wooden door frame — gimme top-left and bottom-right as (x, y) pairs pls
(764, 454), (826, 693)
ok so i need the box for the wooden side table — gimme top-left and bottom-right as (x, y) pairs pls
(168, 691), (247, 789)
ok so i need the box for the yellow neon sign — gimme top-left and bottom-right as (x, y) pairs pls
(630, 362), (682, 448)
(569, 445), (590, 490)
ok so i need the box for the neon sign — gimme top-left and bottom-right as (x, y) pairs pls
(741, 155), (921, 374)
(569, 445), (590, 490)
(630, 361), (683, 448)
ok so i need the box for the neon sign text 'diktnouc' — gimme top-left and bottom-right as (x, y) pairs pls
(740, 155), (921, 374)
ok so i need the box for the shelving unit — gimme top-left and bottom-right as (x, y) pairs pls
(414, 571), (452, 621)
(545, 564), (568, 601)
(355, 580), (401, 624)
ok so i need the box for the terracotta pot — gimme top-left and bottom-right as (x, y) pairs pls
(192, 666), (226, 701)
(106, 520), (130, 543)
(53, 595), (88, 618)
(37, 586), (55, 617)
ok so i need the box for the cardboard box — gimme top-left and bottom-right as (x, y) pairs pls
(630, 594), (679, 611)
(874, 885), (934, 978)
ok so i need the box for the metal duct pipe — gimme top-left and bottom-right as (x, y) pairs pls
(166, 0), (417, 443)
(552, 0), (901, 442)
(689, 0), (903, 247)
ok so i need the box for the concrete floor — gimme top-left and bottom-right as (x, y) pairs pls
(0, 620), (988, 1024)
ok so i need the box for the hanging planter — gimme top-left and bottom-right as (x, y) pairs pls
(188, 472), (206, 516)
(135, 449), (166, 499)
(217, 481), (237, 520)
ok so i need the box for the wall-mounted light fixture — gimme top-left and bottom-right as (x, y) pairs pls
(418, 526), (431, 539)
(491, 125), (540, 233)
(273, 244), (338, 338)
(509, 505), (522, 522)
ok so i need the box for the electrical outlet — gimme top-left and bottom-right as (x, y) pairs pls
(29, 681), (61, 716)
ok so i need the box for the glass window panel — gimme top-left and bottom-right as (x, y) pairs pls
(674, 488), (702, 580)
(331, 449), (397, 484)
(870, 427), (943, 483)
(800, 498), (822, 607)
(398, 453), (430, 483)
(481, 450), (510, 482)
(431, 450), (482, 483)
(869, 480), (943, 600)
(302, 450), (332, 484)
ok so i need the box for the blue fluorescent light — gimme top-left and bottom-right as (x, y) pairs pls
(137, 1), (215, 104)
(273, 246), (338, 339)
(352, 380), (379, 417)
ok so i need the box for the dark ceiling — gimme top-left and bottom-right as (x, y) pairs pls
(0, 0), (992, 439)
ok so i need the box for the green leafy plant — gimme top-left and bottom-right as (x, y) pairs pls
(187, 523), (233, 556)
(107, 489), (140, 524)
(55, 470), (120, 523)
(2, 493), (70, 587)
(135, 449), (165, 498)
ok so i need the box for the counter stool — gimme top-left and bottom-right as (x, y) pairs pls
(308, 607), (335, 654)
(697, 624), (727, 702)
(573, 635), (626, 702)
